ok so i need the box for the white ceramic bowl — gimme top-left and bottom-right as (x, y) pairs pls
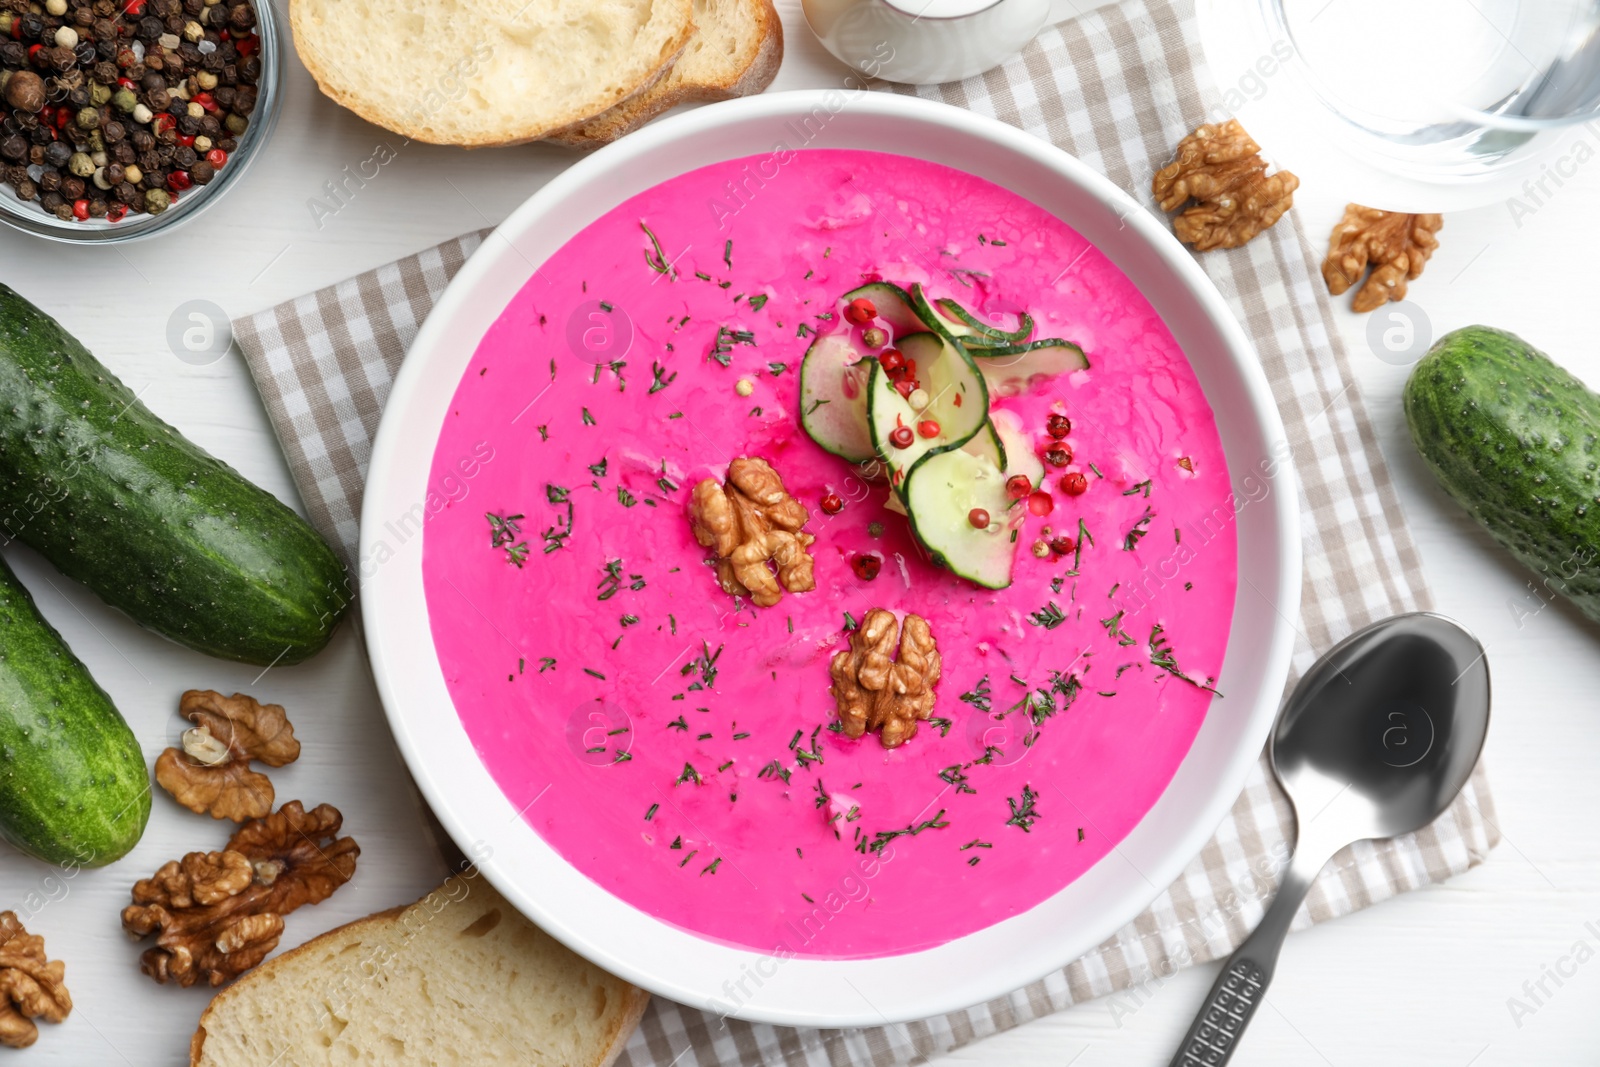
(362, 90), (1301, 1027)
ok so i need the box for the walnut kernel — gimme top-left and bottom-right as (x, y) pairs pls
(830, 609), (942, 748)
(0, 913), (70, 1049)
(1152, 119), (1299, 251)
(121, 800), (358, 987)
(688, 457), (815, 607)
(154, 690), (301, 822)
(1321, 205), (1443, 313)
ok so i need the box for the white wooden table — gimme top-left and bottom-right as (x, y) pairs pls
(1, 1), (1596, 1062)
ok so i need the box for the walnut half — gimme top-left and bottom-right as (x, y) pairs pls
(829, 609), (942, 748)
(1152, 119), (1299, 251)
(121, 800), (358, 987)
(688, 457), (815, 607)
(0, 913), (70, 1049)
(1322, 205), (1443, 313)
(154, 691), (302, 822)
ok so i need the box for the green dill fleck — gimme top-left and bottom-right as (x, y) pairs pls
(759, 760), (792, 784)
(1123, 479), (1152, 498)
(641, 221), (674, 277)
(485, 512), (530, 567)
(927, 716), (952, 736)
(796, 322), (813, 338)
(959, 675), (992, 713)
(1051, 575), (1065, 594)
(537, 424), (549, 441)
(667, 715), (688, 731)
(767, 361), (788, 376)
(613, 750), (632, 764)
(617, 486), (637, 508)
(702, 857), (722, 876)
(676, 763), (702, 786)
(1123, 506), (1154, 550)
(588, 458), (608, 477)
(1089, 463), (1104, 478)
(598, 301), (614, 313)
(581, 407), (596, 426)
(1028, 601), (1066, 629)
(538, 657), (556, 673)
(939, 765), (976, 794)
(749, 294), (769, 312)
(869, 810), (948, 854)
(644, 803), (658, 820)
(583, 667), (606, 680)
(649, 361), (678, 394)
(843, 611), (858, 631)
(1101, 609), (1137, 646)
(1149, 623), (1222, 695)
(723, 240), (733, 269)
(1005, 784), (1041, 832)
(518, 657), (525, 674)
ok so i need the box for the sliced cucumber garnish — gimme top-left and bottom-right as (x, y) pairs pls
(990, 408), (1044, 488)
(934, 296), (1033, 345)
(902, 447), (1017, 590)
(799, 331), (875, 462)
(962, 419), (1006, 471)
(972, 339), (1089, 397)
(866, 330), (988, 492)
(842, 282), (924, 337)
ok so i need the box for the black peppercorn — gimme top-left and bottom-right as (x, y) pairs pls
(39, 190), (63, 211)
(101, 118), (123, 142)
(130, 128), (153, 151)
(87, 196), (106, 216)
(13, 178), (36, 201)
(59, 175), (83, 199)
(176, 113), (198, 135)
(42, 139), (72, 167)
(113, 180), (135, 203)
(37, 169), (61, 193)
(172, 144), (195, 168)
(189, 158), (212, 183)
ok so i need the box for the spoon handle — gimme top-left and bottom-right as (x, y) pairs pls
(1168, 833), (1333, 1067)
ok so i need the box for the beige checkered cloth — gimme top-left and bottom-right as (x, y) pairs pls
(233, 0), (1499, 1062)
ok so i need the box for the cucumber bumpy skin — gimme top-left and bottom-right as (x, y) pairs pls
(1404, 325), (1600, 622)
(0, 285), (351, 666)
(0, 555), (149, 865)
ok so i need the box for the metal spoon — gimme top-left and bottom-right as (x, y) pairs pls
(1170, 612), (1491, 1066)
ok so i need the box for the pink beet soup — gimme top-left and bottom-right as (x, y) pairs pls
(421, 149), (1237, 959)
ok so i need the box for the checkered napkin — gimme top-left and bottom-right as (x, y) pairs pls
(233, 0), (1500, 1062)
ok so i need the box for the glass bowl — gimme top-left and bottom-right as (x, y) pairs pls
(0, 0), (282, 245)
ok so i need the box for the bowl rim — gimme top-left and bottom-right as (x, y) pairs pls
(0, 0), (282, 245)
(361, 88), (1302, 1027)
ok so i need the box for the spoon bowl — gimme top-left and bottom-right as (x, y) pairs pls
(1172, 612), (1490, 1066)
(1273, 612), (1490, 845)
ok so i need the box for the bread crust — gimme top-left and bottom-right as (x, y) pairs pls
(289, 0), (694, 147)
(189, 891), (650, 1067)
(547, 0), (783, 148)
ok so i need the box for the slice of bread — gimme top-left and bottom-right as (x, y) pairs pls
(548, 0), (783, 148)
(290, 0), (694, 147)
(190, 877), (650, 1067)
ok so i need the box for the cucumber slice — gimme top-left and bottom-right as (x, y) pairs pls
(799, 331), (875, 462)
(866, 330), (989, 492)
(934, 296), (1033, 344)
(972, 339), (1090, 397)
(902, 447), (1017, 590)
(962, 419), (1006, 471)
(842, 282), (925, 337)
(991, 408), (1044, 488)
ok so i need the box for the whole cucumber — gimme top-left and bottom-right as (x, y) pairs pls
(1404, 325), (1600, 621)
(0, 555), (148, 865)
(0, 286), (350, 666)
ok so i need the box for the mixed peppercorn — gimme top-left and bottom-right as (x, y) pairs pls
(0, 0), (260, 222)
